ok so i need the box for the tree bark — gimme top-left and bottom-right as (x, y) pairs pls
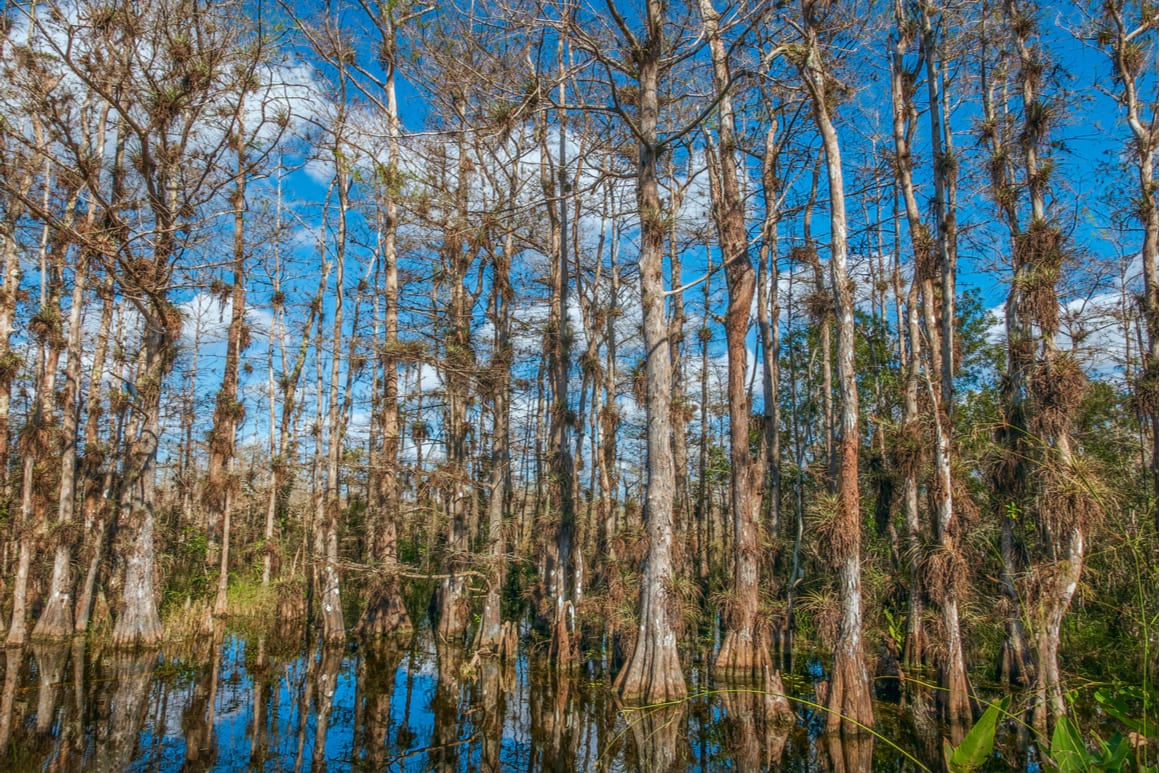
(9, 208), (68, 646)
(112, 300), (174, 647)
(613, 0), (685, 703)
(358, 9), (412, 640)
(700, 0), (771, 681)
(319, 149), (350, 644)
(1103, 0), (1159, 482)
(477, 228), (513, 654)
(435, 105), (476, 644)
(75, 272), (116, 633)
(800, 10), (874, 732)
(205, 103), (251, 621)
(33, 241), (91, 639)
(542, 87), (578, 666)
(889, 1), (970, 724)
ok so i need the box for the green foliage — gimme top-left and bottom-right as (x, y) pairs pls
(955, 287), (1002, 391)
(225, 576), (278, 618)
(1047, 715), (1137, 773)
(883, 607), (905, 651)
(161, 526), (211, 611)
(1094, 686), (1158, 742)
(943, 697), (1009, 773)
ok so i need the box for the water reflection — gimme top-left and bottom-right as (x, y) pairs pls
(0, 626), (951, 771)
(624, 705), (685, 771)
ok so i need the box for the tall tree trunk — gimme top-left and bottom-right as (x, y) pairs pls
(613, 0), (685, 703)
(8, 209), (68, 646)
(599, 191), (621, 569)
(261, 171), (286, 588)
(889, 2), (969, 722)
(920, 2), (971, 729)
(359, 12), (411, 639)
(1006, 0), (1091, 734)
(758, 117), (783, 549)
(112, 294), (176, 647)
(33, 244), (91, 639)
(667, 158), (693, 563)
(978, 14), (1035, 688)
(542, 88), (578, 666)
(696, 252), (712, 584)
(477, 227), (513, 655)
(206, 107), (250, 620)
(320, 152), (351, 644)
(701, 0), (771, 680)
(436, 109), (475, 644)
(800, 9), (874, 732)
(75, 273), (116, 633)
(0, 186), (29, 522)
(1102, 0), (1159, 482)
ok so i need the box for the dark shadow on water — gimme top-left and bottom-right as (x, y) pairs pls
(0, 624), (1057, 771)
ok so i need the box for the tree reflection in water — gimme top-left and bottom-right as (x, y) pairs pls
(93, 649), (159, 773)
(0, 625), (959, 771)
(624, 704), (686, 772)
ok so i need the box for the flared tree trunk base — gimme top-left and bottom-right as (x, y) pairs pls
(715, 624), (774, 681)
(435, 579), (469, 645)
(615, 629), (686, 705)
(763, 668), (795, 723)
(940, 658), (973, 734)
(826, 647), (875, 735)
(4, 541), (31, 648)
(113, 563), (162, 648)
(32, 548), (74, 640)
(112, 607), (163, 648)
(358, 577), (413, 642)
(549, 613), (578, 670)
(475, 586), (505, 654)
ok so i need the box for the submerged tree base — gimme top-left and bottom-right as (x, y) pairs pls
(615, 628), (686, 705)
(715, 625), (774, 681)
(826, 646), (875, 735)
(357, 577), (413, 642)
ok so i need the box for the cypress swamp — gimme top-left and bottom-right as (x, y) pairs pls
(0, 0), (1155, 769)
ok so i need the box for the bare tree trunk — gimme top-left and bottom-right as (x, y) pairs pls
(0, 196), (28, 521)
(435, 112), (475, 644)
(701, 0), (771, 680)
(599, 192), (621, 568)
(75, 272), (116, 633)
(359, 12), (411, 639)
(476, 176), (516, 654)
(758, 117), (784, 546)
(802, 158), (836, 480)
(613, 0), (685, 703)
(8, 208), (67, 646)
(33, 244), (91, 639)
(542, 85), (578, 666)
(696, 254), (712, 584)
(112, 299), (175, 647)
(1102, 0), (1159, 482)
(319, 152), (350, 644)
(261, 171), (286, 588)
(920, 2), (971, 729)
(667, 157), (693, 562)
(800, 8), (874, 732)
(206, 106), (250, 620)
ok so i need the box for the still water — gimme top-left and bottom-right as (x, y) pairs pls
(0, 625), (990, 771)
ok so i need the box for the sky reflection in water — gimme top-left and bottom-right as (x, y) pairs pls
(0, 627), (979, 772)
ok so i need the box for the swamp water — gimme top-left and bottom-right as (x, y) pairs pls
(0, 625), (1031, 772)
